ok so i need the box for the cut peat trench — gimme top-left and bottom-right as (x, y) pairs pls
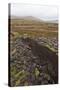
(22, 37), (58, 83)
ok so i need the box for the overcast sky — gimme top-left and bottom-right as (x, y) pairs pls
(11, 3), (58, 21)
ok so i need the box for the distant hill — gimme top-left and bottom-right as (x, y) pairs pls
(19, 16), (44, 22)
(11, 16), (45, 22)
(11, 16), (58, 24)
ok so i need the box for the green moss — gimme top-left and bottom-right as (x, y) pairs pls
(15, 70), (25, 78)
(45, 44), (56, 52)
(15, 79), (21, 86)
(15, 70), (29, 86)
(11, 66), (17, 77)
(35, 68), (40, 77)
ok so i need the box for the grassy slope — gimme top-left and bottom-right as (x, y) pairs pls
(10, 19), (58, 38)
